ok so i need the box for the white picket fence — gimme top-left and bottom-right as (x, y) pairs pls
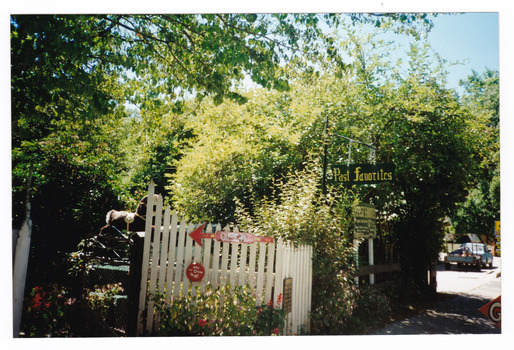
(136, 183), (312, 335)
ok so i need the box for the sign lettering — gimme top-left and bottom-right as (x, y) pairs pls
(354, 202), (377, 239)
(189, 224), (274, 247)
(332, 163), (395, 185)
(186, 262), (205, 282)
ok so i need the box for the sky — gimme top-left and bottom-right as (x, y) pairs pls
(427, 12), (499, 92)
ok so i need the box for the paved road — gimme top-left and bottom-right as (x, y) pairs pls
(372, 257), (502, 335)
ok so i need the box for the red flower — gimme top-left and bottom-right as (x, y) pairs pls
(198, 319), (207, 327)
(277, 293), (283, 306)
(273, 328), (279, 335)
(31, 292), (50, 312)
(268, 298), (274, 307)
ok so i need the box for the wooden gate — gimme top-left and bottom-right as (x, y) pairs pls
(135, 182), (312, 335)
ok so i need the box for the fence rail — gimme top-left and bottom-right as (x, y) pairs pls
(356, 262), (401, 288)
(134, 182), (312, 336)
(356, 263), (401, 276)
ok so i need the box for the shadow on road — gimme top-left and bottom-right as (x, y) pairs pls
(372, 293), (501, 335)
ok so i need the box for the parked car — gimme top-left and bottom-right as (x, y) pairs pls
(444, 242), (493, 271)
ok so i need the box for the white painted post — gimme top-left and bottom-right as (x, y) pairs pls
(264, 241), (276, 305)
(220, 241), (230, 286)
(158, 205), (172, 296)
(165, 212), (179, 301)
(238, 241), (249, 286)
(201, 224), (213, 292)
(181, 223), (195, 295)
(255, 242), (266, 305)
(145, 194), (163, 333)
(137, 181), (155, 335)
(248, 243), (257, 288)
(211, 231), (222, 286)
(273, 238), (284, 307)
(229, 242), (239, 285)
(12, 208), (31, 337)
(173, 217), (187, 298)
(368, 238), (375, 285)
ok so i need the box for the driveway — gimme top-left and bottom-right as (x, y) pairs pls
(371, 257), (501, 335)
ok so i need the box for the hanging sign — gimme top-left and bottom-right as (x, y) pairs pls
(186, 262), (205, 282)
(189, 224), (274, 246)
(354, 202), (377, 239)
(332, 163), (395, 185)
(479, 295), (501, 328)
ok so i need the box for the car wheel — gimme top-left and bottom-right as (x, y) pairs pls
(489, 260), (493, 268)
(445, 262), (451, 270)
(476, 260), (482, 272)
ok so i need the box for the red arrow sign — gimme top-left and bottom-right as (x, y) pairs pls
(479, 295), (501, 328)
(188, 224), (215, 246)
(189, 224), (274, 246)
(215, 231), (274, 244)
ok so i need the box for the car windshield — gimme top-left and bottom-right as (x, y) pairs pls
(461, 243), (484, 253)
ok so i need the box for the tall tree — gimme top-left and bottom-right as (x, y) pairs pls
(11, 13), (437, 292)
(9, 13), (353, 291)
(170, 28), (479, 293)
(324, 35), (478, 292)
(452, 69), (500, 238)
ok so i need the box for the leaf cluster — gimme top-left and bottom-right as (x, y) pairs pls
(151, 283), (285, 336)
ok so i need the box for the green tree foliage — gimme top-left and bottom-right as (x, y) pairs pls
(322, 35), (478, 291)
(170, 85), (325, 223)
(10, 14), (351, 289)
(11, 16), (130, 288)
(11, 13), (446, 303)
(452, 69), (499, 237)
(103, 14), (347, 106)
(173, 27), (481, 292)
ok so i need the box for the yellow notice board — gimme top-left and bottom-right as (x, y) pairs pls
(495, 221), (501, 257)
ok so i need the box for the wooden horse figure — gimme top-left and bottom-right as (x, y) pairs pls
(99, 194), (159, 237)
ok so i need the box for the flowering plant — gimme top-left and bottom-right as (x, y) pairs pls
(21, 284), (75, 337)
(254, 294), (285, 336)
(150, 283), (285, 336)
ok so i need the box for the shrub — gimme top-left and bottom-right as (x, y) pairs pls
(151, 283), (285, 336)
(86, 283), (125, 324)
(236, 162), (391, 334)
(21, 284), (76, 337)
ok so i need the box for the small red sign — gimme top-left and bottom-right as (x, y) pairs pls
(186, 262), (205, 282)
(479, 295), (501, 328)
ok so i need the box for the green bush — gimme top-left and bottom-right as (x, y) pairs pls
(86, 283), (125, 324)
(151, 283), (285, 336)
(21, 284), (75, 337)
